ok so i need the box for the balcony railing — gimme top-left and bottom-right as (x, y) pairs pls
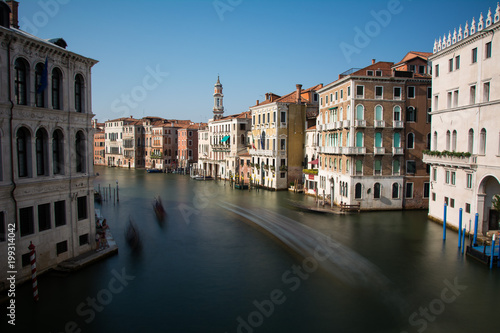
(392, 147), (404, 155)
(354, 120), (366, 127)
(320, 146), (342, 154)
(374, 120), (385, 128)
(342, 120), (350, 128)
(343, 147), (366, 155)
(249, 149), (276, 157)
(374, 147), (385, 155)
(393, 120), (404, 129)
(422, 151), (476, 167)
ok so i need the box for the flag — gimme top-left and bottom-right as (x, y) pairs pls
(37, 57), (48, 94)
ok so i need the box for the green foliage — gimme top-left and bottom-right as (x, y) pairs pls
(422, 150), (471, 158)
(493, 194), (500, 212)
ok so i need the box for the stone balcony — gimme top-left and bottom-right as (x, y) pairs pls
(374, 120), (385, 128)
(342, 120), (350, 128)
(422, 152), (477, 168)
(354, 120), (366, 127)
(343, 147), (366, 155)
(374, 147), (385, 155)
(393, 120), (404, 129)
(392, 147), (404, 155)
(249, 149), (277, 157)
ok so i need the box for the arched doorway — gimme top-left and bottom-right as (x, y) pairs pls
(477, 175), (500, 233)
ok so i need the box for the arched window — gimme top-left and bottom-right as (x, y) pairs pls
(35, 62), (46, 108)
(445, 130), (451, 150)
(346, 160), (350, 173)
(339, 159), (342, 172)
(426, 133), (431, 150)
(345, 183), (348, 197)
(76, 131), (85, 173)
(374, 183), (381, 199)
(356, 105), (364, 120)
(392, 183), (399, 199)
(355, 183), (362, 199)
(334, 158), (337, 170)
(240, 134), (245, 145)
(479, 128), (486, 154)
(75, 74), (84, 113)
(433, 131), (438, 150)
(347, 105), (351, 120)
(393, 132), (401, 147)
(339, 107), (343, 121)
(53, 129), (64, 175)
(406, 107), (416, 122)
(356, 132), (363, 147)
(36, 128), (48, 176)
(393, 106), (401, 121)
(356, 160), (363, 175)
(375, 105), (383, 121)
(15, 58), (28, 105)
(52, 68), (62, 110)
(451, 130), (457, 152)
(407, 133), (415, 149)
(468, 129), (474, 153)
(375, 132), (382, 147)
(17, 127), (31, 178)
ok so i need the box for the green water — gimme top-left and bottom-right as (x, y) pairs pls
(2, 166), (499, 333)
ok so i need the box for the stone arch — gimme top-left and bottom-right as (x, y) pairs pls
(477, 175), (500, 233)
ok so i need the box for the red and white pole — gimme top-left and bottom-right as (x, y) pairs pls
(28, 242), (39, 302)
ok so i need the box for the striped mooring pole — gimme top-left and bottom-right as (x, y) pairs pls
(28, 242), (39, 301)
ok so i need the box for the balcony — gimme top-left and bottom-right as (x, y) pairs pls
(392, 147), (404, 155)
(212, 144), (231, 152)
(343, 147), (366, 155)
(374, 147), (385, 155)
(320, 146), (342, 154)
(422, 151), (477, 168)
(393, 121), (404, 129)
(335, 121), (343, 129)
(354, 120), (366, 127)
(342, 120), (350, 128)
(249, 149), (276, 157)
(374, 120), (385, 128)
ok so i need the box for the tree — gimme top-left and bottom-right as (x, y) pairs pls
(493, 194), (500, 212)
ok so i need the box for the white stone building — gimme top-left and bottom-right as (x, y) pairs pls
(424, 4), (500, 233)
(0, 1), (98, 289)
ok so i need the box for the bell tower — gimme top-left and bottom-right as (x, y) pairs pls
(213, 76), (224, 120)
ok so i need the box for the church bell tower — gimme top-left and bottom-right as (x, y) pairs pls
(213, 76), (224, 120)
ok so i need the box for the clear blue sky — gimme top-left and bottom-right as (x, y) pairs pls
(18, 0), (495, 123)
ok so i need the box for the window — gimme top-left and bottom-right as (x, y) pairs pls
(56, 240), (68, 255)
(419, 65), (426, 74)
(434, 96), (439, 111)
(423, 183), (430, 198)
(450, 198), (455, 208)
(407, 133), (415, 149)
(367, 70), (373, 76)
(280, 112), (286, 123)
(453, 90), (459, 107)
(468, 129), (474, 153)
(483, 82), (490, 102)
(374, 160), (381, 175)
(375, 86), (383, 99)
(407, 86), (415, 98)
(452, 130), (457, 152)
(356, 85), (364, 98)
(38, 203), (51, 232)
(375, 105), (382, 121)
(356, 105), (364, 120)
(356, 160), (363, 175)
(446, 170), (450, 184)
(449, 58), (453, 72)
(393, 106), (401, 121)
(427, 108), (432, 123)
(356, 132), (363, 147)
(347, 86), (351, 96)
(432, 193), (436, 201)
(17, 127), (31, 178)
(472, 48), (477, 63)
(52, 68), (62, 110)
(76, 131), (85, 173)
(433, 167), (437, 181)
(485, 42), (492, 59)
(455, 55), (460, 70)
(409, 65), (416, 72)
(36, 129), (48, 176)
(75, 74), (84, 112)
(465, 203), (471, 213)
(479, 128), (486, 154)
(20, 207), (34, 237)
(406, 107), (416, 122)
(340, 90), (343, 99)
(280, 139), (286, 150)
(451, 171), (456, 185)
(393, 159), (400, 175)
(0, 212), (5, 242)
(374, 183), (381, 199)
(393, 132), (401, 148)
(435, 64), (439, 77)
(77, 196), (87, 220)
(394, 87), (401, 100)
(447, 91), (452, 108)
(15, 58), (28, 105)
(55, 200), (66, 227)
(405, 183), (414, 199)
(53, 130), (64, 175)
(79, 234), (89, 246)
(355, 183), (362, 199)
(445, 130), (451, 150)
(406, 160), (416, 174)
(470, 85), (476, 104)
(35, 63), (45, 108)
(427, 87), (432, 99)
(375, 70), (382, 76)
(392, 183), (399, 199)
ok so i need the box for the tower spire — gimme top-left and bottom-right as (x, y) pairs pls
(213, 76), (224, 120)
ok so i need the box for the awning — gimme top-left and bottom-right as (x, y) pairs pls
(310, 159), (319, 165)
(328, 107), (338, 110)
(221, 135), (230, 143)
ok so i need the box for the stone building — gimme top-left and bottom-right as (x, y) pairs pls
(424, 4), (500, 233)
(0, 1), (98, 288)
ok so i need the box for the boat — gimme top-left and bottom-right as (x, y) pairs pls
(152, 196), (166, 222)
(146, 168), (162, 173)
(192, 175), (213, 181)
(234, 183), (249, 190)
(94, 191), (102, 203)
(125, 218), (141, 250)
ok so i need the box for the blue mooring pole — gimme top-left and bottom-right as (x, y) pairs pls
(443, 203), (447, 241)
(458, 208), (463, 248)
(490, 235), (495, 270)
(498, 235), (500, 268)
(473, 213), (479, 246)
(462, 227), (466, 255)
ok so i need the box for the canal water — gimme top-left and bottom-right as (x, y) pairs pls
(3, 166), (499, 333)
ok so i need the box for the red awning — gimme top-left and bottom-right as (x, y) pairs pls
(310, 159), (319, 165)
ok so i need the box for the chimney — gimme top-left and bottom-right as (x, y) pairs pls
(6, 1), (19, 29)
(256, 100), (259, 106)
(265, 93), (269, 100)
(296, 84), (302, 103)
(372, 59), (376, 65)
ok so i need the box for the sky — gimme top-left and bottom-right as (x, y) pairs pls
(17, 0), (496, 123)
